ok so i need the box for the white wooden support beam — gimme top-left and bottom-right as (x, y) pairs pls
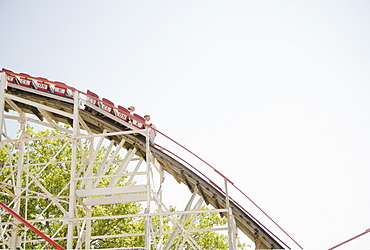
(108, 147), (137, 187)
(37, 108), (59, 129)
(67, 91), (80, 250)
(126, 157), (144, 185)
(0, 72), (7, 142)
(76, 184), (147, 197)
(92, 139), (115, 188)
(78, 133), (107, 189)
(145, 127), (151, 250)
(83, 193), (149, 206)
(5, 93), (73, 119)
(4, 98), (23, 114)
(225, 178), (237, 250)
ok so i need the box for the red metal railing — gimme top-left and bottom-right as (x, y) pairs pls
(0, 201), (65, 250)
(153, 125), (304, 249)
(328, 228), (370, 250)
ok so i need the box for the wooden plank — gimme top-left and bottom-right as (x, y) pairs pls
(76, 185), (147, 197)
(83, 193), (149, 206)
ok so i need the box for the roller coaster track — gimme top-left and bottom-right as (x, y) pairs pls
(0, 71), (301, 249)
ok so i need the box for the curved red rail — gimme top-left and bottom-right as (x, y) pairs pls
(153, 126), (303, 249)
(328, 228), (370, 250)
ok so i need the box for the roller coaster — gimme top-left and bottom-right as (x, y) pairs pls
(0, 69), (302, 249)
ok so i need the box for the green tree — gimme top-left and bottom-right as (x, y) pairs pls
(0, 126), (250, 249)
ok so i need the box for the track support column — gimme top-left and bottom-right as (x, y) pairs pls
(67, 91), (80, 249)
(225, 179), (237, 250)
(0, 72), (6, 142)
(145, 127), (151, 249)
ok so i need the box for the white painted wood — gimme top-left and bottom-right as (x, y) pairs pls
(76, 185), (147, 197)
(83, 193), (149, 206)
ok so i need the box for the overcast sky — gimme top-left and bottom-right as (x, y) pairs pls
(1, 1), (370, 249)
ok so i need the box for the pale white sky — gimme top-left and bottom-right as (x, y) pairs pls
(1, 1), (370, 249)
